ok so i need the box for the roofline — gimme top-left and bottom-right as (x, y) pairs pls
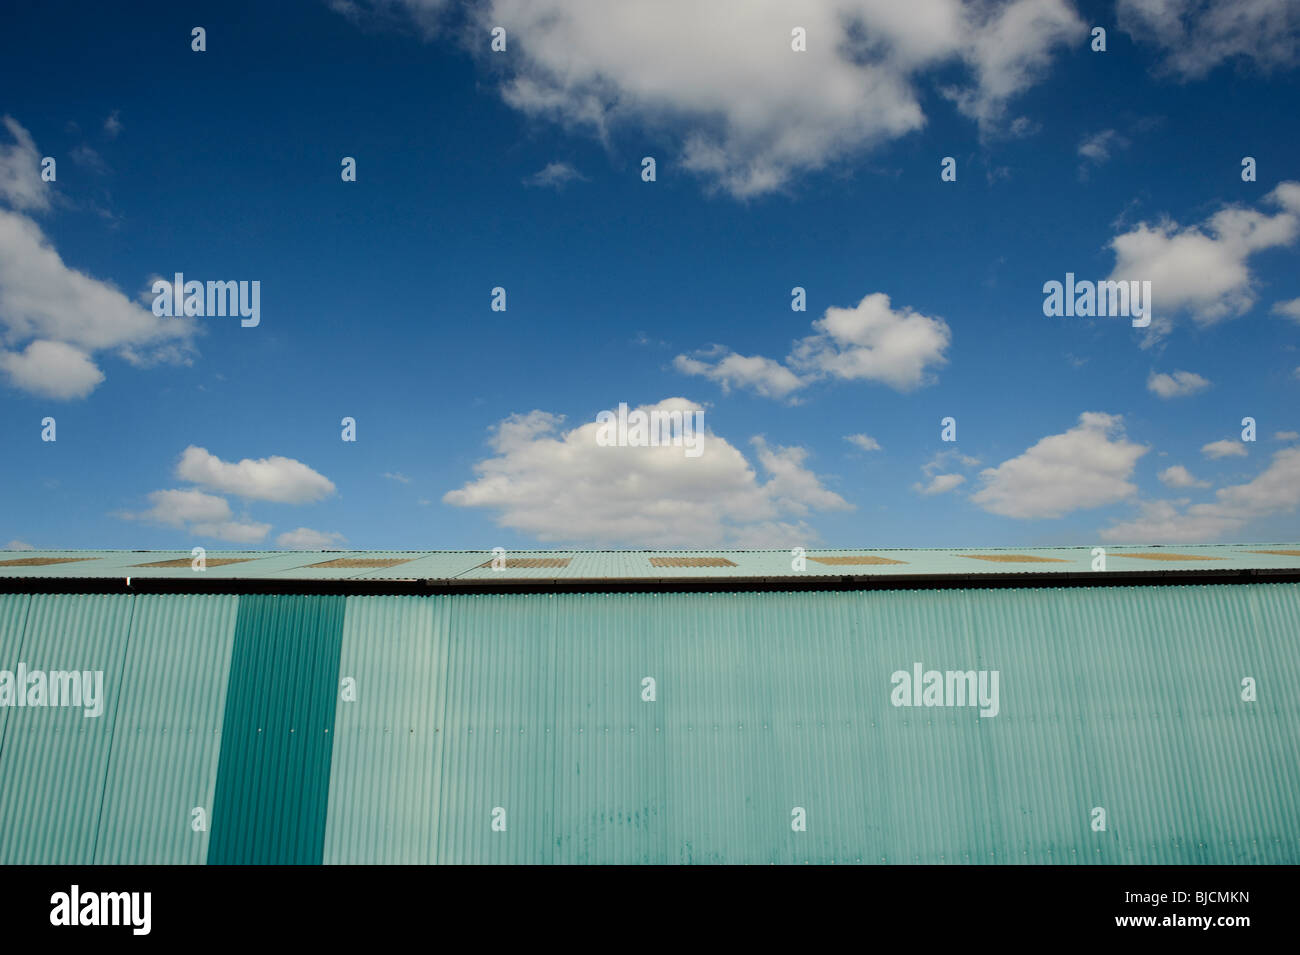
(5, 566), (1300, 596)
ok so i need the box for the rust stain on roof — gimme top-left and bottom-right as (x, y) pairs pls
(1247, 549), (1300, 557)
(310, 558), (413, 569)
(649, 556), (738, 568)
(476, 557), (572, 569)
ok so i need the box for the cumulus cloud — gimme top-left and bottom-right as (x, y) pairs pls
(673, 349), (806, 400)
(0, 116), (50, 212)
(1275, 430), (1300, 442)
(971, 412), (1148, 518)
(103, 111), (123, 138)
(1078, 128), (1125, 165)
(176, 446), (336, 503)
(523, 161), (587, 189)
(1202, 439), (1247, 459)
(1158, 464), (1210, 488)
(443, 398), (851, 546)
(118, 488), (271, 543)
(0, 340), (104, 399)
(448, 0), (1084, 197)
(1107, 181), (1300, 334)
(1103, 447), (1300, 542)
(1117, 0), (1300, 79)
(914, 473), (966, 495)
(1147, 369), (1210, 398)
(0, 119), (198, 399)
(845, 433), (882, 452)
(1272, 297), (1300, 321)
(277, 527), (348, 549)
(677, 292), (951, 399)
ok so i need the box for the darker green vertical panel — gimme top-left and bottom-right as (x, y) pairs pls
(207, 594), (345, 864)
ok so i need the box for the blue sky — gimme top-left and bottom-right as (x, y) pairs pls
(2, 0), (1299, 550)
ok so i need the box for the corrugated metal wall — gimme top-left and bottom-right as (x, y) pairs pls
(0, 585), (1296, 864)
(207, 595), (346, 864)
(94, 595), (238, 863)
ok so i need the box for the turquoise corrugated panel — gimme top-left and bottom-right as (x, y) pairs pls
(0, 595), (133, 863)
(315, 585), (1298, 864)
(94, 595), (239, 863)
(207, 594), (345, 864)
(323, 596), (449, 863)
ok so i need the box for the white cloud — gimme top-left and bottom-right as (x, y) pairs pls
(845, 433), (882, 451)
(0, 340), (104, 399)
(443, 398), (851, 546)
(1103, 447), (1300, 542)
(678, 292), (951, 399)
(1274, 430), (1300, 442)
(921, 449), (981, 475)
(1202, 439), (1247, 459)
(1117, 0), (1300, 79)
(673, 349), (806, 399)
(1158, 464), (1210, 488)
(789, 293), (952, 391)
(383, 471), (412, 484)
(523, 161), (587, 189)
(176, 446), (336, 503)
(4, 539), (34, 550)
(913, 473), (966, 495)
(1078, 128), (1124, 164)
(0, 119), (199, 399)
(103, 111), (123, 138)
(1272, 297), (1300, 321)
(0, 116), (49, 212)
(118, 488), (271, 543)
(971, 412), (1148, 518)
(1107, 181), (1300, 332)
(121, 489), (233, 528)
(1147, 369), (1211, 398)
(461, 0), (1083, 197)
(277, 527), (348, 549)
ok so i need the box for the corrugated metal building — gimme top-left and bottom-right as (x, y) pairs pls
(1, 545), (1297, 864)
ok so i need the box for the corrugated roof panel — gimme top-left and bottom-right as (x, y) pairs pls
(93, 595), (238, 863)
(3, 545), (1300, 580)
(323, 596), (448, 864)
(0, 594), (133, 864)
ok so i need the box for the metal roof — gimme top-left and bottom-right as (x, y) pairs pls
(3, 544), (1300, 584)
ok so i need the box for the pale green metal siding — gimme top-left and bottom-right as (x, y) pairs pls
(0, 582), (1297, 864)
(93, 595), (238, 863)
(323, 596), (449, 863)
(316, 584), (1299, 864)
(0, 595), (133, 863)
